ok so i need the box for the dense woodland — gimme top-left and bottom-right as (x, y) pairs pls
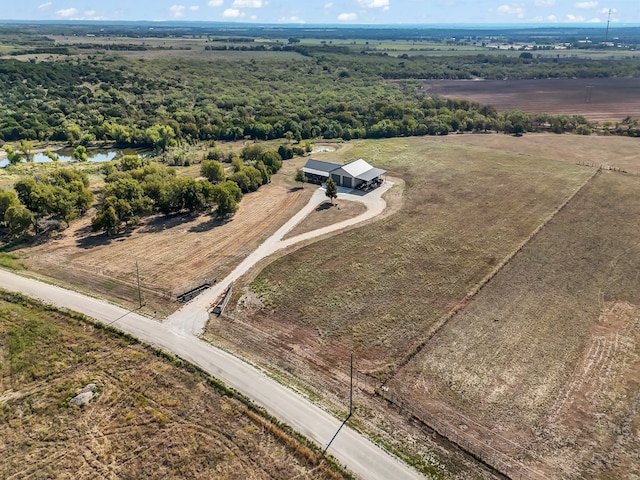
(1, 24), (639, 238)
(1, 36), (640, 145)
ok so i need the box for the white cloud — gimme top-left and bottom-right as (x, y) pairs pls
(337, 12), (357, 21)
(83, 10), (108, 20)
(534, 0), (555, 6)
(190, 5), (199, 10)
(169, 5), (186, 18)
(547, 14), (558, 21)
(56, 8), (78, 18)
(250, 14), (257, 19)
(566, 13), (585, 21)
(588, 17), (601, 22)
(601, 7), (616, 13)
(324, 2), (333, 8)
(496, 3), (525, 18)
(574, 1), (598, 8)
(223, 8), (244, 17)
(38, 2), (53, 9)
(208, 0), (224, 6)
(358, 0), (389, 7)
(279, 15), (305, 23)
(232, 0), (263, 7)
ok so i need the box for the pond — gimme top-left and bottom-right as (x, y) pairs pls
(0, 148), (151, 168)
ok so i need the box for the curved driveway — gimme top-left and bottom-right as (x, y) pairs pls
(165, 182), (393, 336)
(0, 183), (424, 480)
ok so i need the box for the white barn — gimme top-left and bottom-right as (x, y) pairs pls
(302, 158), (386, 190)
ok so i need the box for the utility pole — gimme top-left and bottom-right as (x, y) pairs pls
(323, 353), (354, 455)
(349, 352), (353, 416)
(136, 260), (143, 308)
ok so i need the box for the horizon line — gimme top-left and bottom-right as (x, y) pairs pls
(1, 19), (640, 28)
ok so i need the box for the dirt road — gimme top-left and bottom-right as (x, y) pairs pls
(0, 182), (423, 480)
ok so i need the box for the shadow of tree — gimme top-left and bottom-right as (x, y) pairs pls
(138, 212), (198, 234)
(316, 201), (335, 211)
(76, 230), (133, 249)
(188, 216), (232, 233)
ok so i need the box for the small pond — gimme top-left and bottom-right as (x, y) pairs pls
(0, 148), (151, 168)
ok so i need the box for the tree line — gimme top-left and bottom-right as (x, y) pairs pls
(1, 46), (638, 147)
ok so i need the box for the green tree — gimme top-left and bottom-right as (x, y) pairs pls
(228, 170), (251, 193)
(43, 149), (58, 162)
(294, 168), (306, 189)
(258, 150), (283, 174)
(3, 146), (22, 165)
(17, 140), (35, 162)
(212, 181), (242, 218)
(91, 204), (120, 235)
(120, 155), (143, 171)
(65, 124), (82, 145)
(0, 190), (20, 225)
(241, 144), (264, 162)
(72, 145), (88, 162)
(145, 125), (176, 153)
(14, 178), (51, 234)
(231, 156), (244, 173)
(325, 177), (338, 205)
(5, 204), (33, 237)
(201, 160), (225, 183)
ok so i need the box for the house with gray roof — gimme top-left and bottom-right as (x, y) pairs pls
(302, 158), (386, 190)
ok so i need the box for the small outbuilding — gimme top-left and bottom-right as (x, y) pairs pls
(302, 158), (386, 190)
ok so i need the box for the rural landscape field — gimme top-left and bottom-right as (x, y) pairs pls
(1, 16), (640, 480)
(0, 291), (349, 479)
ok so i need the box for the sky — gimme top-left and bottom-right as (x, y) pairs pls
(2, 0), (639, 25)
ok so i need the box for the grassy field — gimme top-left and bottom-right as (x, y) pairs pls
(0, 291), (349, 479)
(284, 198), (367, 240)
(235, 135), (593, 376)
(391, 170), (640, 478)
(203, 133), (639, 477)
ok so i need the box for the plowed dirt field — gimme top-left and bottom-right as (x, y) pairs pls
(420, 77), (640, 121)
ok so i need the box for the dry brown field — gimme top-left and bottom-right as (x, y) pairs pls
(207, 133), (640, 477)
(12, 157), (313, 317)
(390, 170), (640, 479)
(0, 292), (347, 480)
(421, 78), (640, 121)
(283, 199), (367, 240)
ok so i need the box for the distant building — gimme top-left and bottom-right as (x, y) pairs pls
(302, 158), (386, 190)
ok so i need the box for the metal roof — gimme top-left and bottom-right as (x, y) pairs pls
(302, 158), (385, 182)
(302, 159), (339, 175)
(357, 167), (386, 182)
(339, 159), (374, 178)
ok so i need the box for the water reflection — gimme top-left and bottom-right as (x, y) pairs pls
(1, 148), (150, 168)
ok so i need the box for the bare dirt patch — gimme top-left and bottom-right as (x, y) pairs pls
(0, 292), (348, 480)
(421, 77), (640, 121)
(284, 199), (367, 239)
(12, 158), (312, 317)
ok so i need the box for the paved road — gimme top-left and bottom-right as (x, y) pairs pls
(0, 183), (424, 480)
